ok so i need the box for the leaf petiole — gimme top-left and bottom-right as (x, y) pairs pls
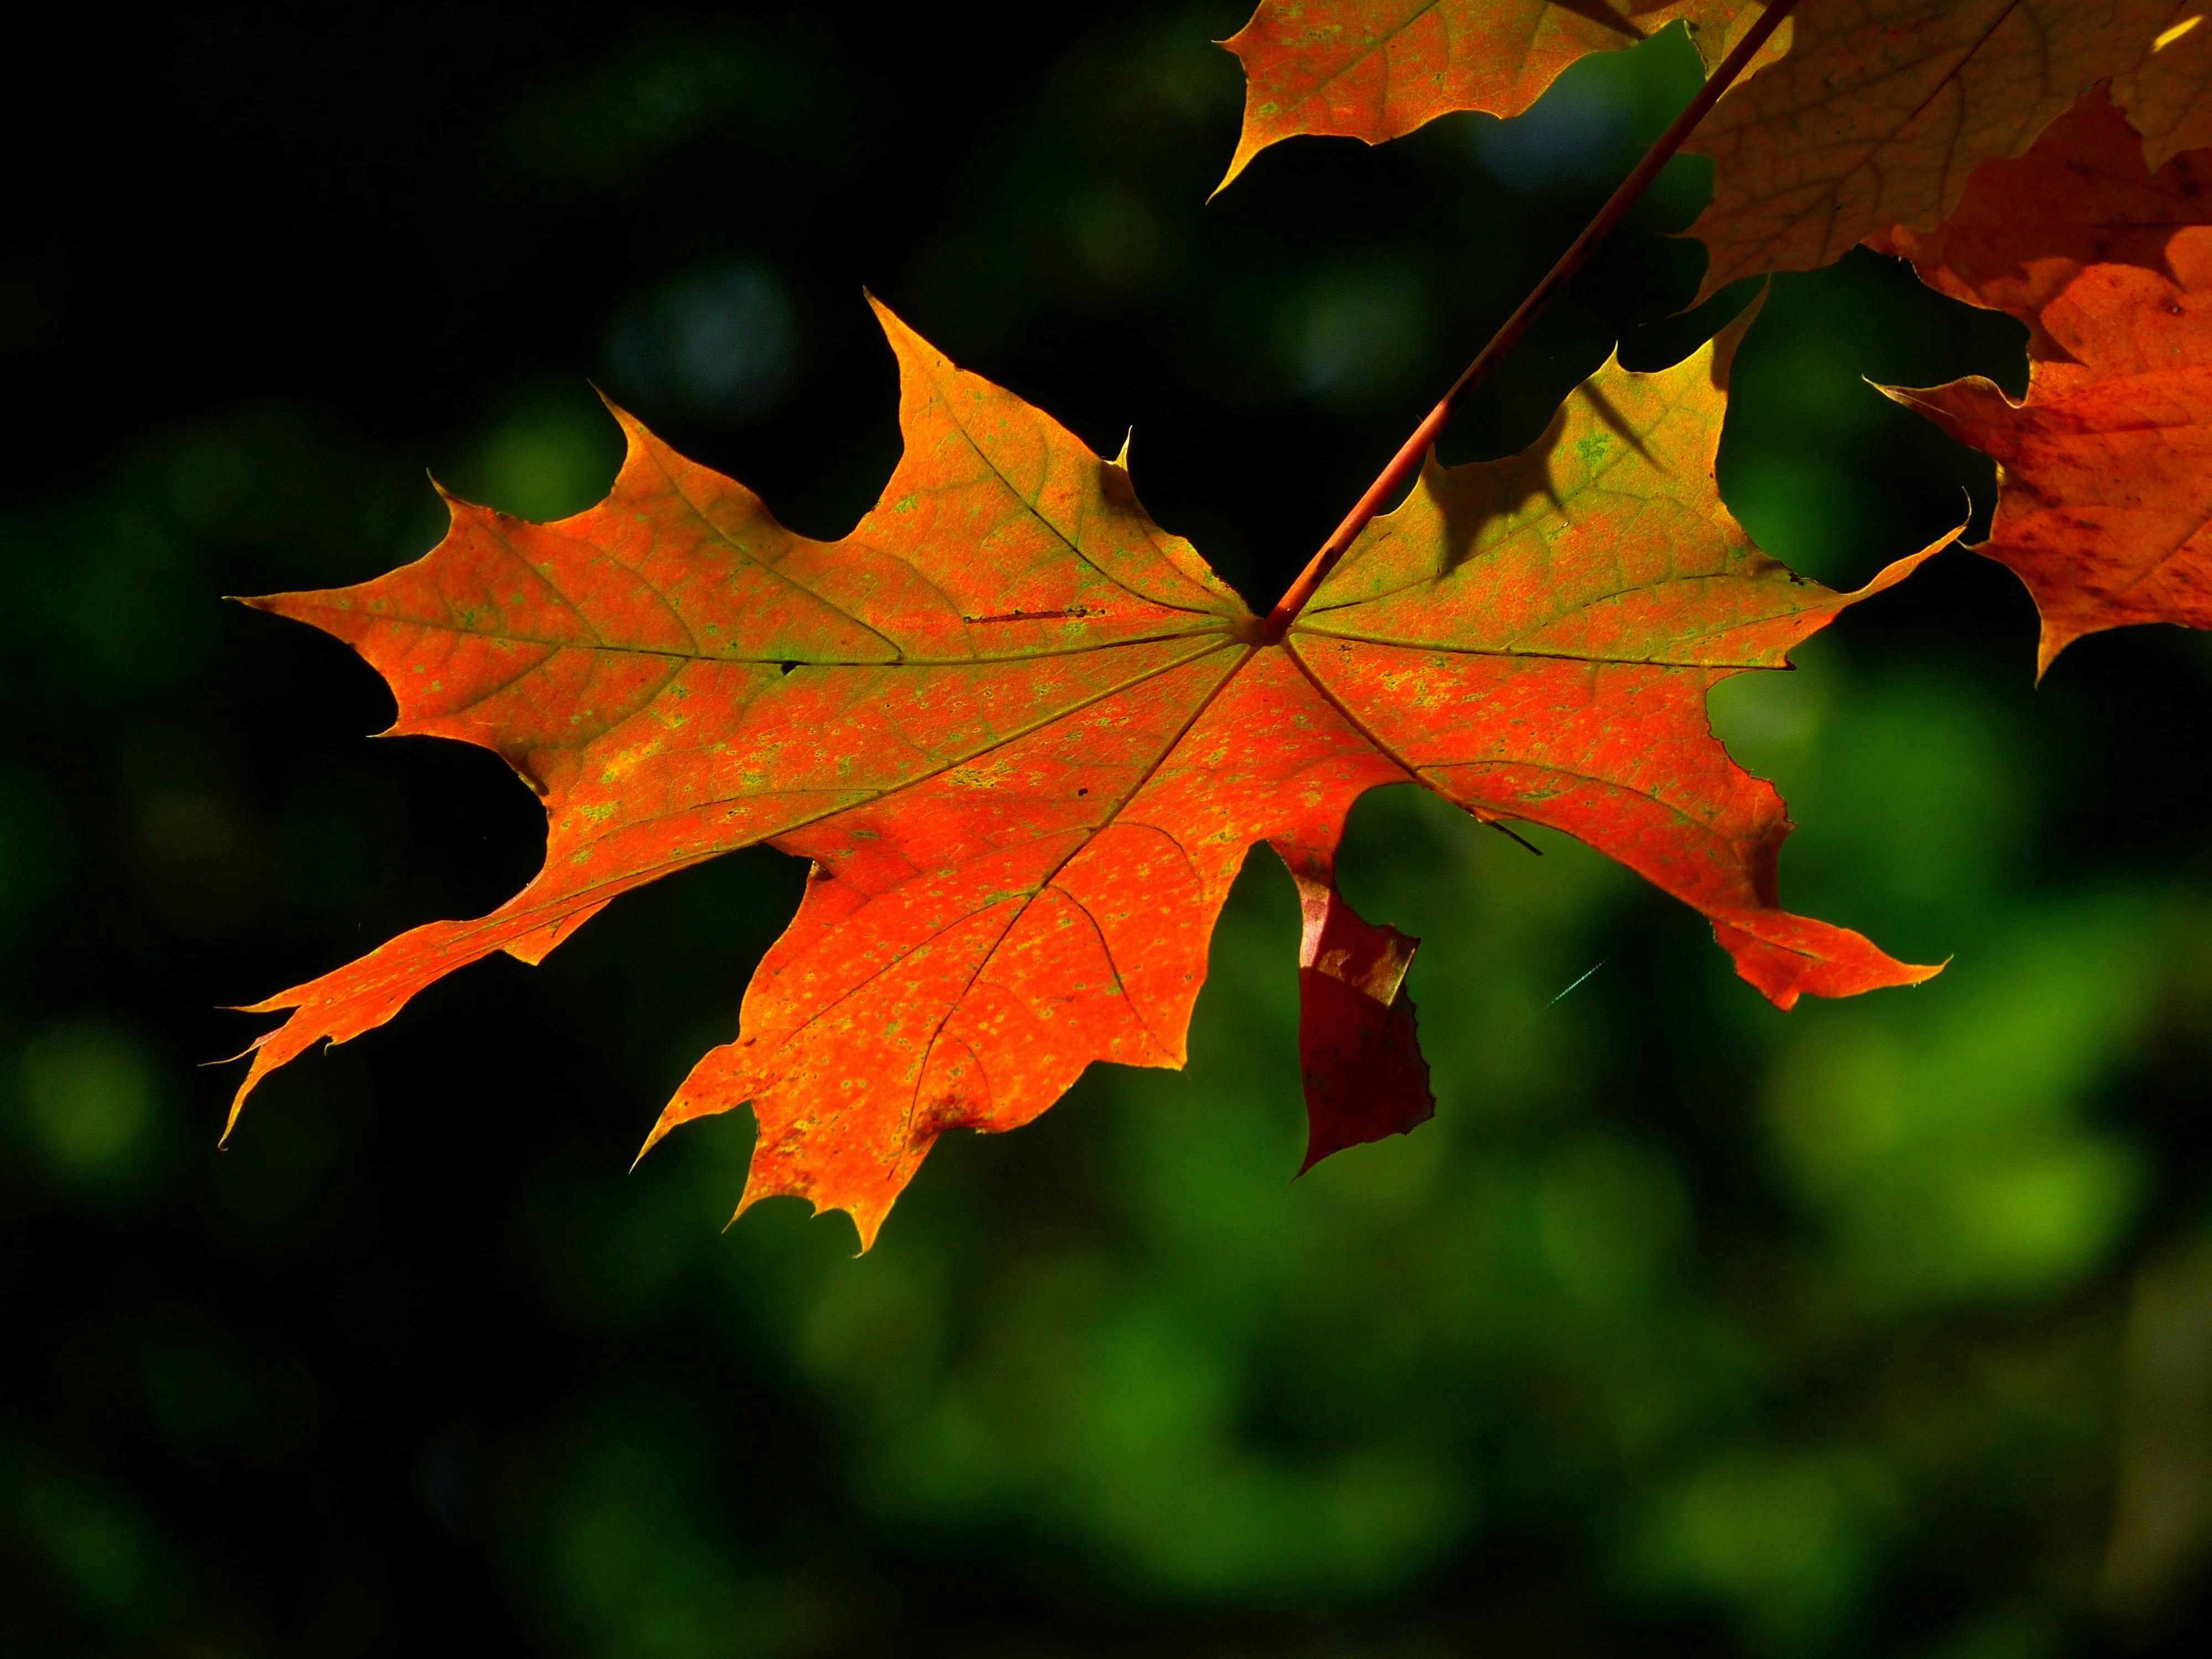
(1258, 0), (1800, 639)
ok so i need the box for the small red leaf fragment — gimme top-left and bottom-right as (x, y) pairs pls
(1272, 836), (1434, 1175)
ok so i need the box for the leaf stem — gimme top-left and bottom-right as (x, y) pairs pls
(1258, 0), (1798, 639)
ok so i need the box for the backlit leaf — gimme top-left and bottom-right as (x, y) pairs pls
(1881, 90), (2212, 671)
(1683, 0), (2212, 300)
(1215, 1), (2212, 312)
(1214, 0), (1744, 190)
(237, 300), (1940, 1246)
(1867, 87), (2212, 358)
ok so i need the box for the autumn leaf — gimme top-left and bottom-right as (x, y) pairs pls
(1884, 275), (2212, 666)
(1874, 87), (2212, 670)
(1214, 0), (1744, 191)
(1214, 1), (2212, 310)
(1683, 0), (2212, 301)
(236, 298), (1940, 1247)
(1887, 251), (2212, 671)
(1867, 87), (2212, 359)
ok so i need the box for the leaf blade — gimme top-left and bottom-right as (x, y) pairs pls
(241, 301), (1939, 1242)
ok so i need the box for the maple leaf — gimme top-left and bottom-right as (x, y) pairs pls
(236, 298), (1940, 1247)
(1683, 0), (2212, 302)
(1885, 245), (2212, 672)
(1214, 0), (1744, 191)
(1887, 252), (2212, 671)
(1878, 88), (2212, 671)
(1867, 87), (2212, 359)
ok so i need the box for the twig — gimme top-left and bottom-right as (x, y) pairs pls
(1488, 820), (1544, 856)
(1259, 0), (1798, 638)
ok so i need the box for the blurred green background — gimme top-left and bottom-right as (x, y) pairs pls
(6, 3), (2211, 1654)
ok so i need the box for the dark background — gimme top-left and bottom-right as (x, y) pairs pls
(6, 3), (2211, 1655)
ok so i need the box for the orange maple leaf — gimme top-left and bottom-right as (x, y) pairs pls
(1881, 88), (2212, 671)
(1214, 0), (1745, 191)
(235, 299), (1941, 1247)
